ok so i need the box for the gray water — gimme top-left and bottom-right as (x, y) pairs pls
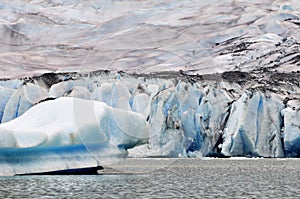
(0, 158), (299, 198)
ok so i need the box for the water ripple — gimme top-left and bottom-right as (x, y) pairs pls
(0, 159), (300, 198)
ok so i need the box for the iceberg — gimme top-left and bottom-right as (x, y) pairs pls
(0, 97), (149, 176)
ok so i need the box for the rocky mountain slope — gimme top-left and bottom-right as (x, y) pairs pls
(0, 0), (299, 77)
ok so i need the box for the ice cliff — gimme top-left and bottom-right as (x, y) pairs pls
(0, 70), (299, 162)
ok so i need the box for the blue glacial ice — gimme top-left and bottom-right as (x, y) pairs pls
(281, 102), (300, 157)
(221, 91), (284, 157)
(0, 97), (149, 175)
(0, 70), (299, 164)
(0, 0), (300, 175)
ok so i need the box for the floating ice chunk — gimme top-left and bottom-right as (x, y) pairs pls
(0, 97), (149, 175)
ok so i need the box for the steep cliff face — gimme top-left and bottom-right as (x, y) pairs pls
(282, 104), (300, 157)
(0, 70), (299, 158)
(222, 92), (284, 157)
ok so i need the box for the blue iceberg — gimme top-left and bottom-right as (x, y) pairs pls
(0, 97), (149, 176)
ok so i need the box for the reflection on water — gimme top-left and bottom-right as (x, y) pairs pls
(0, 158), (299, 198)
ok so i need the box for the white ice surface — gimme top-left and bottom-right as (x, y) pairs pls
(0, 0), (299, 78)
(0, 97), (149, 175)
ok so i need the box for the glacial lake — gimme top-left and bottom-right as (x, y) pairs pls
(0, 158), (299, 198)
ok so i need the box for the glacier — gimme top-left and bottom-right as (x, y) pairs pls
(282, 105), (300, 157)
(0, 0), (300, 175)
(0, 70), (299, 166)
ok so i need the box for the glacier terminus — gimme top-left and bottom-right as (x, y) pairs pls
(0, 69), (299, 175)
(0, 0), (299, 175)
